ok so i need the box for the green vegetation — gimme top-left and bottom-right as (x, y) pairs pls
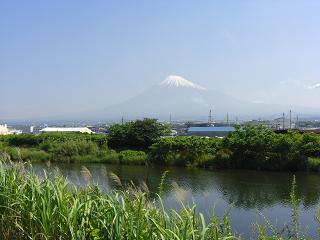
(0, 158), (319, 239)
(119, 150), (147, 165)
(0, 159), (236, 239)
(0, 130), (147, 165)
(108, 118), (171, 149)
(1, 122), (320, 171)
(149, 125), (320, 171)
(148, 136), (219, 166)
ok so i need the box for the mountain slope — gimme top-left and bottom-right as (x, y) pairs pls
(95, 75), (296, 121)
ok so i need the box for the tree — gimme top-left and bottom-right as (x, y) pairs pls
(108, 118), (171, 149)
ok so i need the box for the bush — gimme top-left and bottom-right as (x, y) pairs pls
(307, 157), (320, 171)
(148, 136), (220, 166)
(207, 149), (233, 169)
(20, 148), (50, 162)
(45, 140), (99, 162)
(6, 147), (21, 161)
(99, 150), (120, 164)
(119, 150), (147, 165)
(6, 134), (39, 147)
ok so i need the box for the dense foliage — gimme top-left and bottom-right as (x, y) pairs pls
(0, 132), (109, 148)
(108, 118), (171, 149)
(148, 125), (320, 171)
(1, 123), (320, 171)
(148, 136), (219, 166)
(0, 132), (147, 165)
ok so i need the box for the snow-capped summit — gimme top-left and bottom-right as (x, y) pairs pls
(159, 75), (206, 90)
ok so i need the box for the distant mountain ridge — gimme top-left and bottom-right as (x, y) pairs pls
(92, 75), (320, 121)
(4, 75), (319, 123)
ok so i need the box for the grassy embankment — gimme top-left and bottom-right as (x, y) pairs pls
(0, 158), (318, 239)
(1, 123), (320, 171)
(0, 133), (146, 165)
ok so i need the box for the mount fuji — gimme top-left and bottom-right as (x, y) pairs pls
(90, 75), (311, 121)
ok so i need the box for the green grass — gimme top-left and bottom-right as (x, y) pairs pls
(1, 137), (147, 165)
(0, 158), (319, 239)
(0, 159), (236, 239)
(119, 150), (147, 165)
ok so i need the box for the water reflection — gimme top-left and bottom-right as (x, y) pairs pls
(30, 162), (320, 237)
(31, 162), (320, 209)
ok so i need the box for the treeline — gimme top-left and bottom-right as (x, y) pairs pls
(1, 120), (320, 171)
(0, 119), (166, 165)
(149, 126), (320, 171)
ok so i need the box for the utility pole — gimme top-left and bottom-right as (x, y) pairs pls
(208, 109), (212, 125)
(282, 112), (285, 130)
(289, 110), (292, 129)
(227, 112), (229, 126)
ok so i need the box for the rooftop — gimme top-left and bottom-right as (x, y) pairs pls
(40, 127), (93, 134)
(188, 127), (235, 132)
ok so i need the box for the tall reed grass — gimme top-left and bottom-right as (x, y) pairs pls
(0, 158), (318, 239)
(0, 158), (237, 239)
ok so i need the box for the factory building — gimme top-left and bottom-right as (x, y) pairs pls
(187, 126), (235, 137)
(40, 127), (93, 134)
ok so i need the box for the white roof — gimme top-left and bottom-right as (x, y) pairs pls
(40, 127), (93, 134)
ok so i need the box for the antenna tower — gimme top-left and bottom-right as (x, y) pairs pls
(227, 112), (229, 126)
(208, 109), (212, 125)
(289, 110), (292, 129)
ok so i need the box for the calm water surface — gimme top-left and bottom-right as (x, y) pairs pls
(31, 162), (320, 238)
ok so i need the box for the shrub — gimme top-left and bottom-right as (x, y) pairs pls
(20, 148), (50, 162)
(119, 150), (147, 165)
(6, 134), (39, 147)
(6, 147), (21, 161)
(148, 136), (220, 166)
(45, 140), (99, 162)
(307, 157), (320, 171)
(208, 149), (233, 169)
(99, 150), (120, 164)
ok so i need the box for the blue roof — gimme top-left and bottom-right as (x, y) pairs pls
(188, 127), (235, 132)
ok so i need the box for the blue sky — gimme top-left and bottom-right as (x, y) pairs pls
(1, 0), (320, 119)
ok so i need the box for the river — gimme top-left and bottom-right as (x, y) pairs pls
(31, 162), (320, 238)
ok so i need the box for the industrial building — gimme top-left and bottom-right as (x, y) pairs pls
(0, 124), (22, 135)
(187, 126), (235, 137)
(40, 127), (93, 134)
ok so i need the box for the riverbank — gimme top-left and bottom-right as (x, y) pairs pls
(0, 132), (147, 165)
(0, 159), (318, 239)
(1, 123), (320, 171)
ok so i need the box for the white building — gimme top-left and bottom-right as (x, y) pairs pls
(0, 124), (10, 135)
(0, 124), (22, 135)
(40, 127), (93, 134)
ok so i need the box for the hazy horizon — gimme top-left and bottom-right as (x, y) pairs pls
(1, 1), (320, 120)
